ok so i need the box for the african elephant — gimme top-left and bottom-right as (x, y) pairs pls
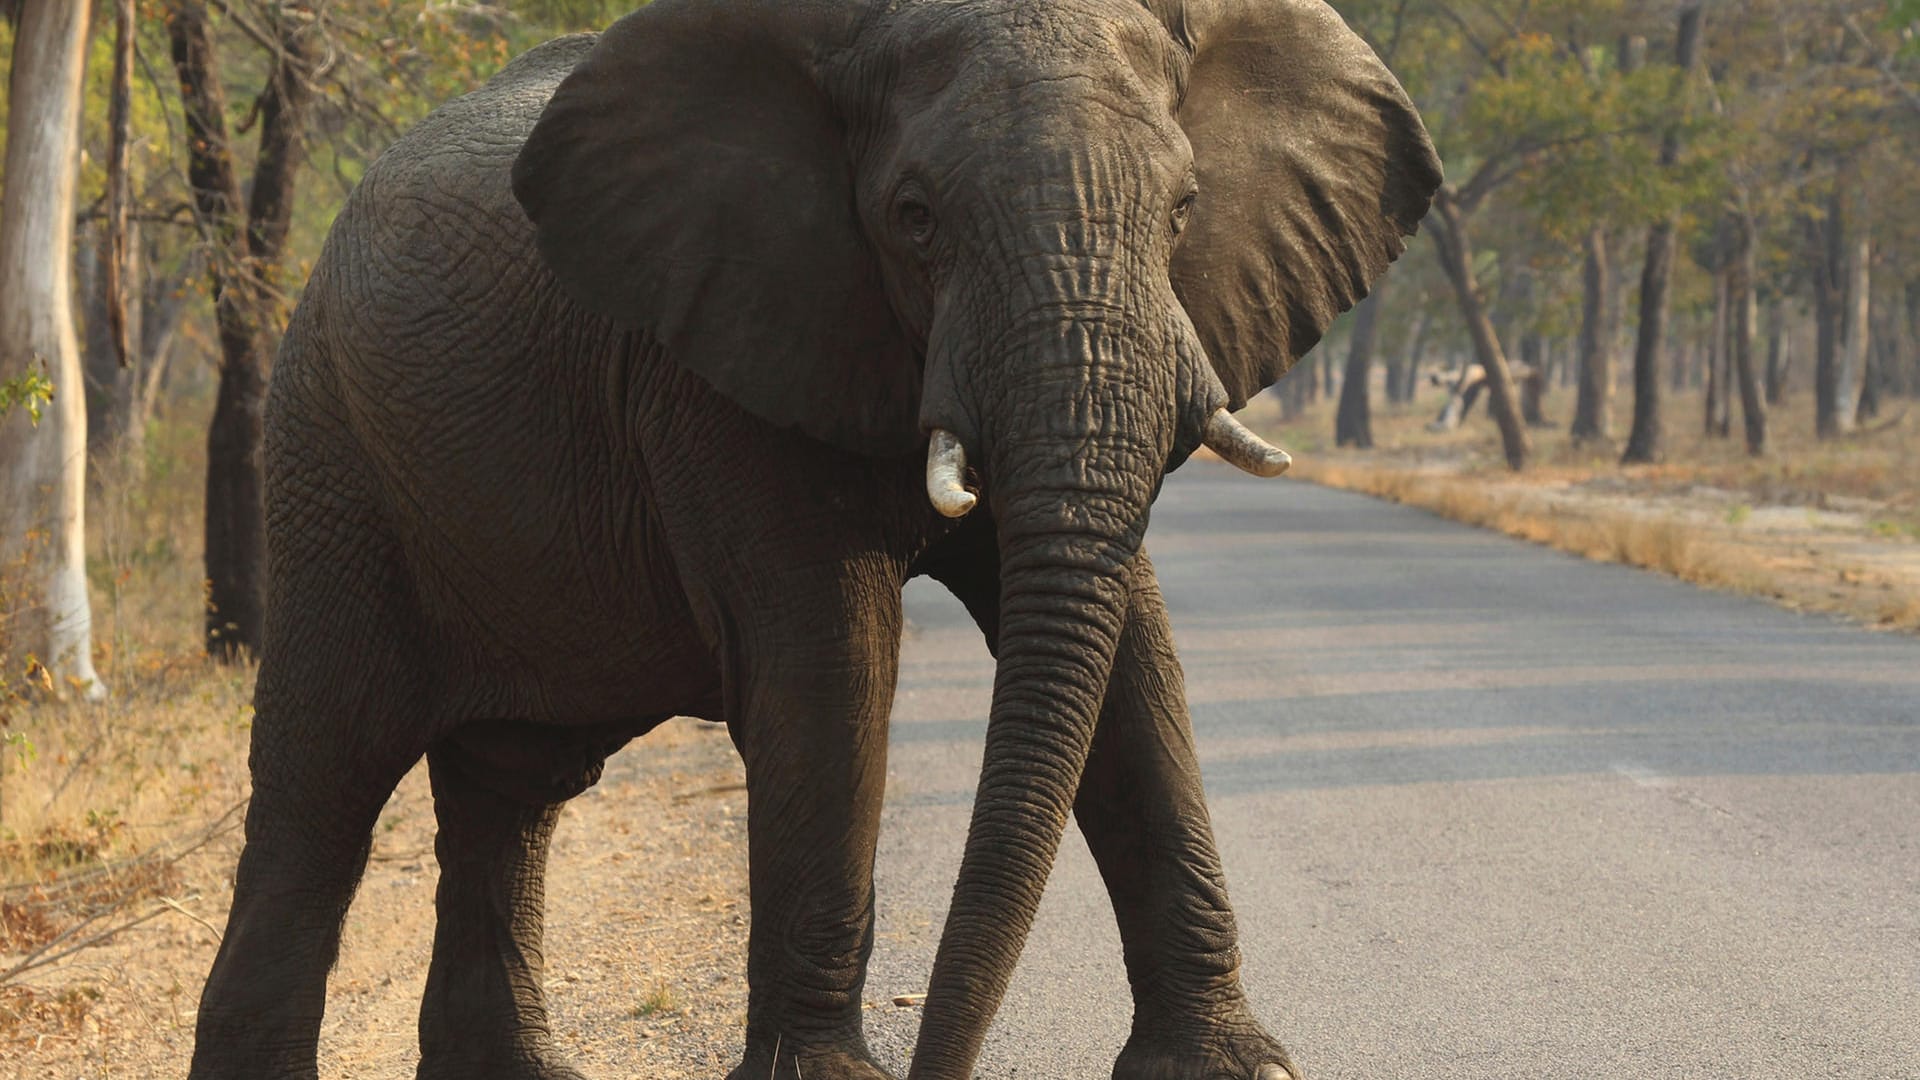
(187, 0), (1437, 1077)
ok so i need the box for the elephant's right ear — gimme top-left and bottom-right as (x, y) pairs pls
(513, 0), (919, 455)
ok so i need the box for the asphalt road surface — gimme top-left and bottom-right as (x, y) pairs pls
(857, 462), (1920, 1080)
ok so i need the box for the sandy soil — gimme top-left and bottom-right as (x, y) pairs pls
(1, 718), (767, 1078)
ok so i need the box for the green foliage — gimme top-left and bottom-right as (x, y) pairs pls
(1892, 0), (1920, 56)
(0, 370), (55, 426)
(1335, 0), (1919, 378)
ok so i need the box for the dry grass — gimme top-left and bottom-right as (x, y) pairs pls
(1250, 379), (1920, 515)
(1251, 380), (1920, 635)
(1295, 457), (1772, 595)
(1872, 588), (1920, 630)
(2, 407), (254, 955)
(0, 404), (271, 1066)
(0, 983), (100, 1043)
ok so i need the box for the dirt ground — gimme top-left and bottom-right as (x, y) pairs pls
(1, 717), (768, 1078)
(1231, 384), (1920, 635)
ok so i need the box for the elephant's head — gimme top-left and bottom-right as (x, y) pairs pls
(513, 0), (1437, 1073)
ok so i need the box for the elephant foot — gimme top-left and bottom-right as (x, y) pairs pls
(416, 1041), (591, 1080)
(186, 1008), (322, 1080)
(728, 1040), (896, 1080)
(1114, 1010), (1298, 1080)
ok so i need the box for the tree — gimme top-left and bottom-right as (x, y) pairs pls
(0, 0), (105, 696)
(1335, 282), (1388, 448)
(1622, 4), (1706, 466)
(166, 0), (319, 660)
(1341, 0), (1671, 469)
(1729, 214), (1767, 454)
(1428, 186), (1530, 468)
(1565, 104), (1655, 442)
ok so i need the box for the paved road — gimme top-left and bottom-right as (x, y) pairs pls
(858, 463), (1920, 1079)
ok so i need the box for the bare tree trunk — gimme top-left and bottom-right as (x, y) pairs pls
(1692, 319), (1708, 389)
(1624, 5), (1704, 465)
(0, 0), (104, 697)
(1811, 189), (1848, 437)
(1385, 308), (1427, 405)
(1765, 299), (1789, 404)
(1857, 347), (1881, 420)
(1871, 298), (1903, 398)
(1705, 267), (1731, 437)
(133, 251), (196, 441)
(1572, 227), (1613, 441)
(1397, 311), (1428, 403)
(1730, 217), (1766, 455)
(1907, 280), (1920, 398)
(104, 0), (138, 369)
(1889, 280), (1916, 398)
(1624, 215), (1678, 464)
(168, 0), (317, 660)
(79, 228), (150, 455)
(1430, 191), (1529, 469)
(82, 233), (192, 466)
(80, 231), (141, 459)
(1519, 332), (1550, 427)
(1840, 228), (1871, 426)
(1276, 365), (1306, 420)
(1335, 283), (1386, 448)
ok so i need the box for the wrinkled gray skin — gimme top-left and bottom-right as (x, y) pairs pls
(187, 1), (1438, 1078)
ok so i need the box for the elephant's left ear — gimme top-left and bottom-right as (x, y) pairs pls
(512, 0), (920, 455)
(1143, 0), (1442, 408)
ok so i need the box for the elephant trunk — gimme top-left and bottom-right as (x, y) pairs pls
(908, 320), (1166, 1079)
(907, 512), (1140, 1079)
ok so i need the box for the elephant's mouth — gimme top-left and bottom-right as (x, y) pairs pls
(922, 409), (1288, 519)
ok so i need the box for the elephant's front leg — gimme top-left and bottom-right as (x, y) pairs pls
(417, 732), (607, 1080)
(726, 604), (902, 1080)
(1078, 555), (1297, 1080)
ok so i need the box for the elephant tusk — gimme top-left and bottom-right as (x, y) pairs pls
(926, 428), (978, 518)
(1202, 408), (1292, 477)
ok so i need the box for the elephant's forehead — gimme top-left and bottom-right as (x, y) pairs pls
(871, 0), (1185, 116)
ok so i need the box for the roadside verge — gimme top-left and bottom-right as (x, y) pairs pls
(1285, 455), (1920, 635)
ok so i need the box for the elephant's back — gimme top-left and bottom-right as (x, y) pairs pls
(288, 34), (620, 459)
(301, 34), (600, 366)
(356, 33), (598, 220)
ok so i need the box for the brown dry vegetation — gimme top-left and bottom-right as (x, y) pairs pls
(0, 408), (256, 1058)
(1239, 382), (1920, 634)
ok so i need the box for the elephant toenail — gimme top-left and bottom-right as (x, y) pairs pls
(1254, 1065), (1295, 1080)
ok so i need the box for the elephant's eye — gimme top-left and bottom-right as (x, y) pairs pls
(896, 195), (936, 247)
(1171, 188), (1198, 235)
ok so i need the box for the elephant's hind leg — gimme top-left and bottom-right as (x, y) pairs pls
(189, 440), (435, 1080)
(415, 722), (633, 1080)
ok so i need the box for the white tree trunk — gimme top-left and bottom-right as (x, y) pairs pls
(0, 0), (105, 698)
(1837, 234), (1871, 430)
